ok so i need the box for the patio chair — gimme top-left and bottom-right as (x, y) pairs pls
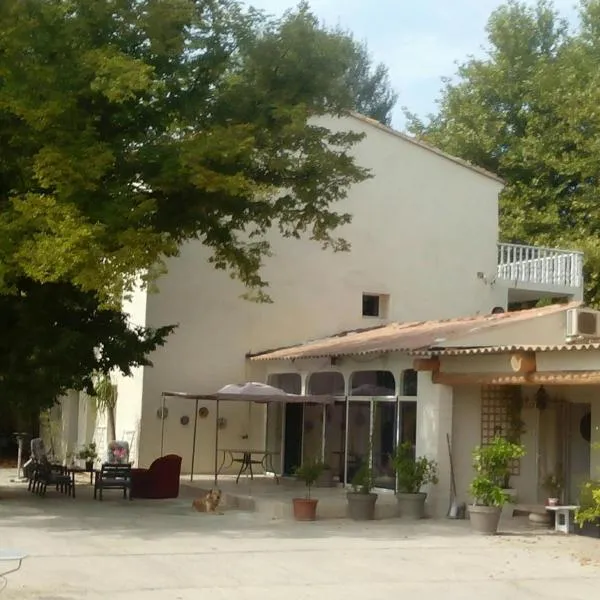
(31, 456), (73, 497)
(26, 438), (66, 493)
(94, 463), (132, 500)
(130, 455), (182, 499)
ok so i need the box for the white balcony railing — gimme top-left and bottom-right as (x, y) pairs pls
(497, 243), (584, 289)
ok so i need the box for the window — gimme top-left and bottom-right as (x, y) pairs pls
(267, 373), (301, 395)
(362, 293), (389, 318)
(362, 294), (379, 317)
(402, 369), (418, 396)
(307, 372), (345, 396)
(350, 370), (396, 396)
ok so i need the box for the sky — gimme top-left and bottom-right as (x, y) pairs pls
(245, 0), (580, 128)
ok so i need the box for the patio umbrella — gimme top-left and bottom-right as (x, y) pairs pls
(160, 383), (335, 484)
(217, 382), (288, 397)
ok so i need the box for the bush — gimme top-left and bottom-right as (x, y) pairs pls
(575, 480), (600, 526)
(392, 442), (438, 494)
(295, 460), (325, 499)
(470, 437), (525, 507)
(350, 463), (374, 494)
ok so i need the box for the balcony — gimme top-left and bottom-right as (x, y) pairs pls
(497, 243), (584, 303)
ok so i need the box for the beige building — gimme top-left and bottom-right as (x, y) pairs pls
(51, 113), (588, 511)
(249, 303), (600, 516)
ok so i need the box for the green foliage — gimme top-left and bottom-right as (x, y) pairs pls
(77, 442), (98, 462)
(392, 442), (439, 494)
(0, 0), (394, 412)
(469, 437), (526, 507)
(350, 462), (375, 494)
(295, 459), (325, 499)
(542, 472), (564, 497)
(0, 278), (173, 412)
(337, 35), (398, 125)
(406, 0), (600, 305)
(92, 373), (118, 413)
(575, 480), (600, 526)
(0, 0), (394, 305)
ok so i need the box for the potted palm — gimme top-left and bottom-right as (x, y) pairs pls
(346, 463), (378, 520)
(469, 437), (526, 535)
(293, 460), (325, 521)
(393, 442), (438, 519)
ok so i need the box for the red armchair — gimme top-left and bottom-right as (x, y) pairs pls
(130, 454), (182, 499)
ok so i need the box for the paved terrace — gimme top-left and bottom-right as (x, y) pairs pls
(0, 470), (599, 599)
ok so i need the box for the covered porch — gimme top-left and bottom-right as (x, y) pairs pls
(249, 303), (600, 517)
(422, 346), (600, 510)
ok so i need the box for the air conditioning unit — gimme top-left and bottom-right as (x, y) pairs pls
(566, 308), (600, 339)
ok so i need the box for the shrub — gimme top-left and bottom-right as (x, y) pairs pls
(575, 480), (600, 526)
(350, 463), (374, 494)
(295, 460), (325, 499)
(470, 437), (525, 507)
(392, 442), (438, 494)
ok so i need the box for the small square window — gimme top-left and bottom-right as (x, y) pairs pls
(362, 294), (381, 317)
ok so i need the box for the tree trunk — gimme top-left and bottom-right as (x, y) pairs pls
(107, 407), (116, 442)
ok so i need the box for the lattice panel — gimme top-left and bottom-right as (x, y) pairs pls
(481, 385), (521, 476)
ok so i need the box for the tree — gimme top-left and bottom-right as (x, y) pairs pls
(406, 0), (600, 305)
(0, 0), (388, 306)
(0, 278), (173, 413)
(0, 0), (395, 411)
(92, 373), (118, 443)
(340, 36), (398, 125)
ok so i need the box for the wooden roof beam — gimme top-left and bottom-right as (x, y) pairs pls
(432, 370), (600, 386)
(413, 357), (440, 372)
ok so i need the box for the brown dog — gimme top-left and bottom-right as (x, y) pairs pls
(192, 489), (223, 514)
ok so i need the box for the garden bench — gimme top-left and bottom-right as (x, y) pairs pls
(94, 463), (132, 500)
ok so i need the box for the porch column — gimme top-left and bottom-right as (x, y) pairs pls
(415, 372), (453, 518)
(591, 402), (600, 478)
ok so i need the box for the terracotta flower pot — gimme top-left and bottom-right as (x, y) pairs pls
(292, 498), (319, 521)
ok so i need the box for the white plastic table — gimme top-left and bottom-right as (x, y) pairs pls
(546, 505), (578, 534)
(0, 549), (27, 593)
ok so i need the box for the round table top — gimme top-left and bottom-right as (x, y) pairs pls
(0, 549), (26, 561)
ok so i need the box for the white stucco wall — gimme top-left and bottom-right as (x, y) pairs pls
(129, 115), (505, 469)
(114, 279), (150, 465)
(447, 310), (569, 349)
(451, 386), (482, 504)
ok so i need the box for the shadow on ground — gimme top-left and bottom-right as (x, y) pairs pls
(0, 480), (555, 545)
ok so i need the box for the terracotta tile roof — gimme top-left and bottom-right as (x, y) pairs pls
(411, 343), (600, 357)
(348, 112), (505, 185)
(249, 302), (580, 361)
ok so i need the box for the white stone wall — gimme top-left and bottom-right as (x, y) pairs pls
(129, 113), (504, 470)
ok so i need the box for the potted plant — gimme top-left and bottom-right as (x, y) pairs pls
(575, 480), (600, 538)
(469, 437), (526, 535)
(292, 460), (325, 521)
(542, 473), (563, 507)
(392, 442), (438, 519)
(77, 442), (98, 471)
(346, 463), (378, 520)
